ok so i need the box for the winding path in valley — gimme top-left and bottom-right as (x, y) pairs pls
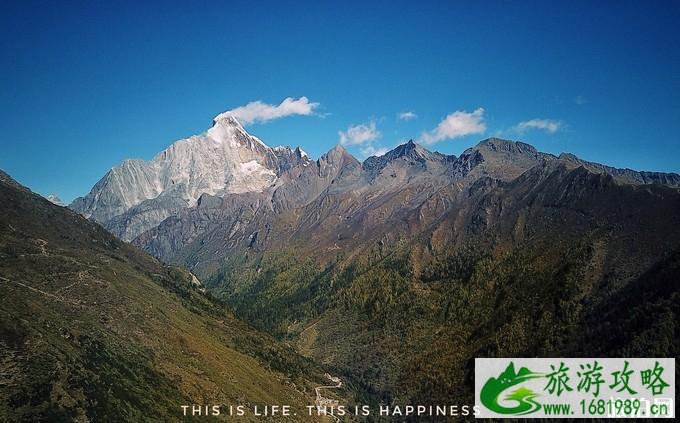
(314, 373), (342, 422)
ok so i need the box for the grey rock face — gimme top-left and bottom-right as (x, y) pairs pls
(557, 153), (680, 186)
(69, 114), (307, 241)
(132, 137), (680, 278)
(45, 194), (65, 206)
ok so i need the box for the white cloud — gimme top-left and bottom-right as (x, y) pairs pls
(420, 108), (486, 145)
(338, 120), (386, 158)
(361, 145), (389, 157)
(225, 96), (319, 124)
(514, 118), (563, 134)
(338, 120), (381, 146)
(398, 111), (417, 121)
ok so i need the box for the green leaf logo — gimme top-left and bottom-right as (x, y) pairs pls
(480, 362), (545, 415)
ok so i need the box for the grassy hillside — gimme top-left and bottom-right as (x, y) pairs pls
(0, 171), (338, 422)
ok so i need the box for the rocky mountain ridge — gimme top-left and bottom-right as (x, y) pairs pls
(70, 113), (310, 240)
(70, 114), (680, 269)
(129, 138), (679, 279)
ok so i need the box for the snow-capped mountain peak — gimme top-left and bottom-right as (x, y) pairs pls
(206, 113), (269, 151)
(211, 111), (245, 129)
(46, 194), (65, 206)
(70, 111), (285, 239)
(296, 146), (309, 158)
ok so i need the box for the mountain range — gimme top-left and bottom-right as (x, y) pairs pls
(65, 113), (680, 407)
(70, 113), (680, 270)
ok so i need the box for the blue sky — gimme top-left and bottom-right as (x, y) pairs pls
(1, 0), (679, 203)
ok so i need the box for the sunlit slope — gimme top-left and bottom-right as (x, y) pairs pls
(0, 170), (328, 422)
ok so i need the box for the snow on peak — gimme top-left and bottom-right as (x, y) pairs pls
(273, 145), (309, 158)
(212, 111), (245, 129)
(46, 194), (65, 206)
(296, 147), (309, 158)
(206, 111), (270, 151)
(72, 108), (286, 225)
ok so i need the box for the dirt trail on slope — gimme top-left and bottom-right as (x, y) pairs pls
(314, 373), (342, 422)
